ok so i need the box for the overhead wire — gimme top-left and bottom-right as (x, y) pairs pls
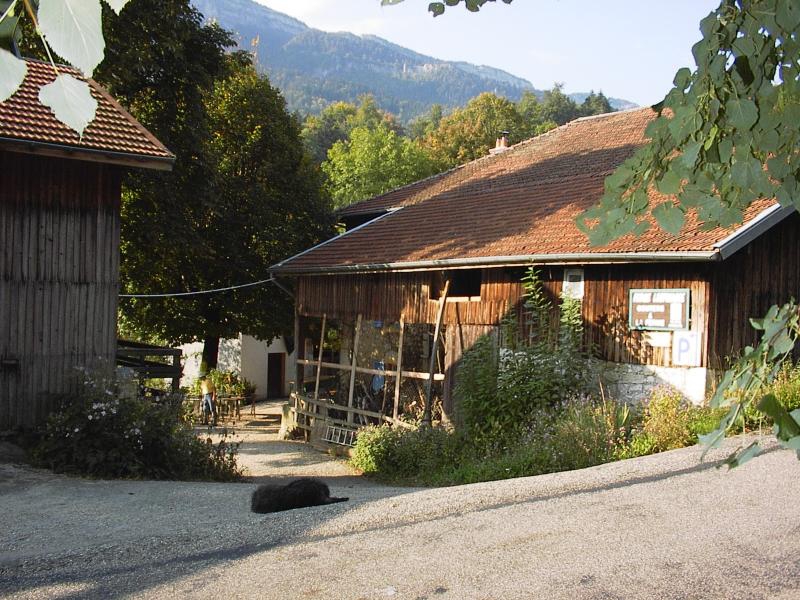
(119, 277), (277, 298)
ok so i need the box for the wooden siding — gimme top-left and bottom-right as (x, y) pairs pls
(707, 213), (800, 369)
(297, 268), (546, 327)
(583, 264), (711, 367)
(297, 264), (714, 368)
(0, 151), (122, 429)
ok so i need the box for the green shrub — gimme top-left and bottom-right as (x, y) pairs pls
(641, 387), (693, 451)
(350, 425), (467, 484)
(549, 395), (633, 469)
(618, 430), (658, 459)
(687, 405), (727, 439)
(188, 369), (255, 398)
(33, 368), (242, 481)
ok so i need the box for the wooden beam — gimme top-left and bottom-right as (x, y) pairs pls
(393, 314), (405, 422)
(313, 313), (327, 401)
(347, 314), (362, 424)
(423, 279), (450, 426)
(296, 359), (444, 381)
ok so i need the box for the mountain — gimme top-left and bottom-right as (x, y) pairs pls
(192, 0), (636, 121)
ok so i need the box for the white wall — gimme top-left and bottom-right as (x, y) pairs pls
(180, 335), (294, 399)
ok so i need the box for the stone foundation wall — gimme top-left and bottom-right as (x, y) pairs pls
(599, 362), (717, 405)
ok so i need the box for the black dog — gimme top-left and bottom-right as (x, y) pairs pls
(251, 478), (349, 513)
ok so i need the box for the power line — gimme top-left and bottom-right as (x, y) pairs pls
(119, 278), (276, 298)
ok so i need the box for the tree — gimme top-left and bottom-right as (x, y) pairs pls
(194, 61), (333, 366)
(422, 92), (527, 168)
(301, 95), (403, 165)
(539, 83), (582, 125)
(96, 1), (331, 369)
(408, 103), (444, 139)
(322, 124), (439, 208)
(580, 90), (613, 117)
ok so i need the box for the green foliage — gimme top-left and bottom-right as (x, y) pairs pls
(301, 95), (403, 165)
(322, 123), (439, 208)
(350, 425), (465, 484)
(454, 334), (498, 438)
(457, 268), (593, 444)
(32, 368), (242, 481)
(641, 387), (693, 451)
(401, 0), (514, 18)
(188, 369), (255, 398)
(549, 395), (632, 468)
(98, 3), (333, 365)
(700, 302), (800, 466)
(580, 0), (800, 245)
(421, 92), (528, 168)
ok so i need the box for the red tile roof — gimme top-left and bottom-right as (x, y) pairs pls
(273, 108), (779, 274)
(0, 59), (174, 169)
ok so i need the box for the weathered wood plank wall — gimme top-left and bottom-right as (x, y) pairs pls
(0, 151), (122, 429)
(296, 264), (711, 368)
(707, 212), (800, 369)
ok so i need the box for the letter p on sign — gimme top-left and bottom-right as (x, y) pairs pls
(672, 331), (700, 367)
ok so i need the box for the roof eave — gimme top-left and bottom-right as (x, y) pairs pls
(0, 137), (175, 171)
(713, 203), (796, 259)
(271, 250), (721, 276)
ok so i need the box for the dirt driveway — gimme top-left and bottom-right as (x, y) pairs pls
(1, 405), (799, 599)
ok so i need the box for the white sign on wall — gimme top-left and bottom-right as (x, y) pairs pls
(672, 330), (701, 367)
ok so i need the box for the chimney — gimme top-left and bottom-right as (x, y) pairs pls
(489, 130), (510, 155)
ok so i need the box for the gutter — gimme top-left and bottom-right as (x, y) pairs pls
(271, 250), (720, 275)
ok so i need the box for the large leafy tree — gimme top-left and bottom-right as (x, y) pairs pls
(301, 95), (403, 164)
(191, 61), (333, 366)
(322, 124), (439, 208)
(96, 1), (331, 368)
(421, 92), (528, 168)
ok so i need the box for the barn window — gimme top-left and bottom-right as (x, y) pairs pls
(442, 269), (482, 301)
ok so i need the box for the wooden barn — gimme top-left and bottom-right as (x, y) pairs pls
(270, 107), (799, 438)
(0, 59), (174, 430)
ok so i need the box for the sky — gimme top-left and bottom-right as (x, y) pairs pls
(253, 0), (719, 107)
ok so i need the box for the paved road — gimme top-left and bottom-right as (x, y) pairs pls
(1, 434), (799, 599)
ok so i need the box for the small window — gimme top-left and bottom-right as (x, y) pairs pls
(562, 268), (584, 299)
(443, 269), (482, 301)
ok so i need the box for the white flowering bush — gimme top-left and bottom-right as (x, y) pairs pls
(33, 367), (241, 480)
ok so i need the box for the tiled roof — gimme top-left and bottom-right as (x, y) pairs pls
(0, 59), (174, 169)
(273, 108), (780, 274)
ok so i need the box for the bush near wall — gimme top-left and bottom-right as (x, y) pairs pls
(32, 369), (242, 481)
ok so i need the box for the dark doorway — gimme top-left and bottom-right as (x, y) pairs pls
(267, 352), (285, 398)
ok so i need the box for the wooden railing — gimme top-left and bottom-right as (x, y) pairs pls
(289, 392), (414, 434)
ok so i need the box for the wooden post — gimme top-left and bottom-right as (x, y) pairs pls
(347, 314), (362, 424)
(392, 314), (405, 422)
(293, 310), (304, 396)
(313, 313), (327, 401)
(423, 279), (449, 427)
(171, 350), (181, 392)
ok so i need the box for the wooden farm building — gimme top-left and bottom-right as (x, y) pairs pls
(270, 107), (799, 439)
(0, 59), (174, 430)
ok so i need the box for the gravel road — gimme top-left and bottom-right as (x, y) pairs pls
(1, 430), (799, 600)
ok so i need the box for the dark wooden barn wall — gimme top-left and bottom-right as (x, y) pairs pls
(297, 263), (714, 368)
(297, 268), (543, 326)
(583, 263), (711, 367)
(0, 151), (122, 429)
(707, 213), (800, 369)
